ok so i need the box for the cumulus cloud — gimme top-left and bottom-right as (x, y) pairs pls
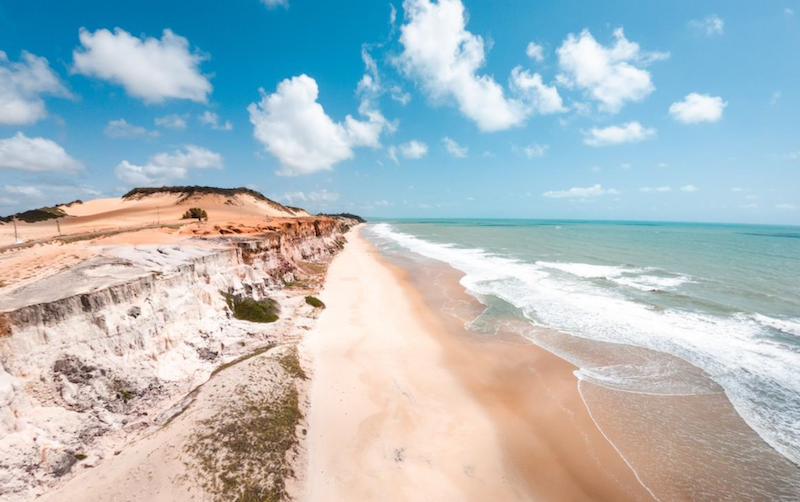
(557, 28), (667, 113)
(526, 42), (545, 62)
(640, 186), (671, 193)
(669, 93), (727, 123)
(689, 14), (724, 36)
(542, 184), (619, 199)
(0, 51), (72, 125)
(73, 28), (211, 103)
(680, 184), (699, 192)
(776, 203), (797, 210)
(115, 145), (223, 185)
(104, 118), (158, 138)
(399, 140), (428, 159)
(583, 121), (656, 147)
(0, 132), (83, 172)
(275, 189), (340, 206)
(248, 74), (389, 176)
(155, 114), (188, 130)
(509, 67), (566, 114)
(198, 111), (233, 131)
(442, 136), (467, 158)
(395, 0), (564, 131)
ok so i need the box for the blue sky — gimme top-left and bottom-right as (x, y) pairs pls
(0, 0), (798, 224)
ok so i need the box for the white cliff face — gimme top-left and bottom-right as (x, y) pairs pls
(0, 221), (350, 502)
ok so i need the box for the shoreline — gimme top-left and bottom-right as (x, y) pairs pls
(302, 227), (655, 501)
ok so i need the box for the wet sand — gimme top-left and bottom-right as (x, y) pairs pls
(303, 228), (655, 501)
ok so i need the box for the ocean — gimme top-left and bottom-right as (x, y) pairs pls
(364, 219), (800, 500)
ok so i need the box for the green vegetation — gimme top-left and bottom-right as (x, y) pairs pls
(182, 207), (208, 221)
(304, 296), (325, 309)
(121, 186), (292, 213)
(73, 454), (87, 461)
(222, 292), (280, 323)
(0, 206), (66, 223)
(282, 279), (309, 289)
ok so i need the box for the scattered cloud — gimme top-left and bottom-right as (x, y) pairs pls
(640, 186), (671, 193)
(275, 189), (340, 206)
(786, 8), (795, 16)
(680, 184), (699, 192)
(395, 0), (564, 131)
(399, 139), (428, 159)
(556, 28), (667, 113)
(509, 67), (566, 114)
(115, 144), (223, 185)
(526, 42), (545, 62)
(0, 132), (83, 172)
(770, 91), (782, 105)
(741, 203), (758, 209)
(776, 203), (797, 210)
(621, 163), (632, 169)
(4, 184), (44, 198)
(104, 118), (158, 138)
(249, 71), (389, 175)
(442, 136), (467, 158)
(513, 143), (549, 159)
(583, 121), (655, 147)
(543, 184), (619, 199)
(389, 85), (411, 105)
(73, 28), (211, 103)
(669, 93), (727, 123)
(259, 0), (288, 8)
(155, 113), (188, 130)
(0, 51), (72, 125)
(689, 14), (724, 36)
(732, 187), (744, 192)
(198, 111), (233, 131)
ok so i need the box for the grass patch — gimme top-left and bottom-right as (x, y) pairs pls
(304, 296), (325, 309)
(222, 293), (280, 323)
(279, 349), (307, 380)
(185, 379), (302, 502)
(73, 453), (87, 461)
(210, 344), (276, 378)
(282, 280), (308, 289)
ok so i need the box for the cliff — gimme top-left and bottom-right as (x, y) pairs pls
(0, 218), (352, 501)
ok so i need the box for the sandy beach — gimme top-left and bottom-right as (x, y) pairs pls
(303, 228), (655, 502)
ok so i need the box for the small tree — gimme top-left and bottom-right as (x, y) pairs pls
(182, 207), (208, 221)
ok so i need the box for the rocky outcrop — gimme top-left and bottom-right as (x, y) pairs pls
(0, 218), (351, 502)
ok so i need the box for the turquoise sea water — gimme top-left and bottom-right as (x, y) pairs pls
(365, 219), (800, 497)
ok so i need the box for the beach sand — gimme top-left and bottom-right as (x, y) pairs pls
(303, 228), (655, 502)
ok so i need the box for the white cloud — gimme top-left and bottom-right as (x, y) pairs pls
(583, 121), (655, 147)
(0, 51), (72, 125)
(4, 185), (44, 198)
(73, 28), (211, 103)
(442, 136), (467, 158)
(689, 14), (724, 36)
(248, 74), (389, 176)
(389, 85), (411, 105)
(155, 114), (188, 130)
(741, 203), (758, 209)
(104, 118), (158, 138)
(776, 203), (797, 210)
(198, 111), (233, 131)
(526, 42), (545, 62)
(399, 139), (428, 159)
(543, 184), (619, 199)
(640, 186), (671, 193)
(786, 8), (795, 16)
(514, 143), (549, 159)
(275, 189), (340, 206)
(509, 67), (566, 114)
(387, 145), (399, 164)
(556, 28), (667, 113)
(669, 93), (727, 123)
(680, 184), (699, 192)
(770, 91), (782, 105)
(0, 196), (17, 206)
(0, 132), (83, 173)
(396, 0), (563, 131)
(115, 145), (223, 185)
(260, 0), (288, 8)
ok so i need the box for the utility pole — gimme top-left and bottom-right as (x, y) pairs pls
(56, 218), (62, 236)
(13, 216), (19, 244)
(157, 206), (160, 226)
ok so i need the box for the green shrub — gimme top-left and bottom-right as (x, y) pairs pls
(304, 296), (325, 309)
(73, 454), (87, 461)
(182, 207), (208, 221)
(223, 293), (280, 323)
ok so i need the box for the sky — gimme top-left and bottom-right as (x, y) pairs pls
(0, 0), (798, 224)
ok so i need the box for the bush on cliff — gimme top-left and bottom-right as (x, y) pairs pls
(182, 207), (208, 221)
(223, 293), (280, 323)
(305, 296), (325, 309)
